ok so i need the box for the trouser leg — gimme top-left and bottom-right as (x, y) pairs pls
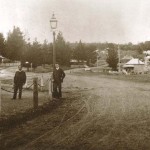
(13, 84), (18, 99)
(18, 84), (23, 99)
(58, 83), (62, 98)
(53, 82), (58, 98)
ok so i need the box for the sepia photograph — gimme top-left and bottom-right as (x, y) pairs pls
(1, 0), (150, 149)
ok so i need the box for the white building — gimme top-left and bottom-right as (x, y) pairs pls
(123, 58), (145, 73)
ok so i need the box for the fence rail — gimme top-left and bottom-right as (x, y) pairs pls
(0, 76), (53, 113)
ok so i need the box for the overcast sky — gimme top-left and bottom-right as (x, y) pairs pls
(0, 0), (150, 44)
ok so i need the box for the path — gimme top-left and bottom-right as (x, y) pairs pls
(1, 70), (150, 149)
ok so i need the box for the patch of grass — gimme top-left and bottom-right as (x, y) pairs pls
(1, 92), (85, 150)
(0, 100), (63, 132)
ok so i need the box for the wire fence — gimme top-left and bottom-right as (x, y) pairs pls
(0, 76), (53, 114)
(1, 83), (34, 93)
(0, 77), (52, 94)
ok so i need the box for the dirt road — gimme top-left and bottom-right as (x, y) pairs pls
(1, 72), (150, 150)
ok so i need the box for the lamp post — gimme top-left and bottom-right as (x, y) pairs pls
(50, 13), (58, 69)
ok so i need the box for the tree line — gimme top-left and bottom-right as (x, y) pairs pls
(0, 26), (97, 67)
(0, 26), (150, 68)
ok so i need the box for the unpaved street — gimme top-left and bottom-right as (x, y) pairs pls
(1, 72), (150, 150)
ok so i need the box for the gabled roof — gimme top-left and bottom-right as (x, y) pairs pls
(126, 58), (144, 65)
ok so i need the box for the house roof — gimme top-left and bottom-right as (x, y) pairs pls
(126, 58), (145, 65)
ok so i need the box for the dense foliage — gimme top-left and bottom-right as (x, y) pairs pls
(55, 32), (71, 66)
(1, 26), (150, 68)
(106, 43), (119, 70)
(5, 26), (25, 60)
(0, 33), (5, 56)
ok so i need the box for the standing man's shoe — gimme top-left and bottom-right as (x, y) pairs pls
(11, 98), (16, 100)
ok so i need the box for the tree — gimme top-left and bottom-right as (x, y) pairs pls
(106, 43), (118, 71)
(143, 41), (150, 51)
(29, 39), (42, 68)
(5, 26), (26, 60)
(137, 42), (145, 54)
(0, 33), (5, 56)
(73, 40), (86, 62)
(41, 40), (53, 65)
(55, 32), (71, 66)
(85, 44), (97, 65)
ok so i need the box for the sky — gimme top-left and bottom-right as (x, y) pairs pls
(0, 0), (150, 44)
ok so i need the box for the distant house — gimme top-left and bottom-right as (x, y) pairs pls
(70, 59), (87, 68)
(144, 56), (150, 66)
(2, 58), (11, 63)
(123, 58), (145, 73)
(0, 56), (4, 63)
(0, 55), (10, 63)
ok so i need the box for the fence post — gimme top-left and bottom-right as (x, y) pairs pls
(48, 78), (51, 98)
(0, 81), (1, 113)
(31, 63), (33, 72)
(33, 78), (38, 110)
(40, 75), (44, 91)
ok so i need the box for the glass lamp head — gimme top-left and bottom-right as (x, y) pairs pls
(50, 13), (57, 30)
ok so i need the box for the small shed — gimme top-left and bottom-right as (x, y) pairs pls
(70, 59), (87, 68)
(123, 58), (145, 73)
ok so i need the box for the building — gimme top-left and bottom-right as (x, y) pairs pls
(123, 58), (145, 73)
(70, 59), (87, 68)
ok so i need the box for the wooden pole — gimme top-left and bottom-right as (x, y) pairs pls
(0, 81), (1, 113)
(40, 75), (44, 91)
(31, 63), (33, 72)
(48, 78), (51, 97)
(33, 78), (38, 110)
(118, 44), (121, 72)
(53, 31), (56, 69)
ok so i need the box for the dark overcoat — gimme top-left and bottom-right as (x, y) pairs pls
(14, 71), (26, 85)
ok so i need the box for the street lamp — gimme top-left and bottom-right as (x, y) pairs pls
(50, 13), (57, 69)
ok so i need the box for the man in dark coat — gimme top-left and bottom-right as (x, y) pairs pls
(52, 63), (65, 99)
(12, 65), (26, 99)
